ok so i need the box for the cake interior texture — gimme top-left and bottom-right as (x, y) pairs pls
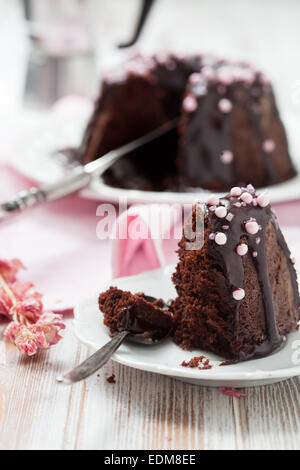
(73, 53), (296, 192)
(99, 286), (172, 342)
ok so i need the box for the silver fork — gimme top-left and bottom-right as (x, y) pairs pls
(1, 119), (178, 223)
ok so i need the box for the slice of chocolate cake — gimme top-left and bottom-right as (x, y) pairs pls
(99, 287), (172, 342)
(172, 186), (300, 361)
(178, 62), (296, 191)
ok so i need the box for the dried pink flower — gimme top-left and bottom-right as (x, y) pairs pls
(0, 257), (66, 356)
(219, 387), (246, 398)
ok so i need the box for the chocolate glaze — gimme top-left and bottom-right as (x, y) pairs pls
(207, 190), (300, 361)
(179, 63), (295, 191)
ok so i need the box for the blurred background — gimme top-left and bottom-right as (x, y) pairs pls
(1, 0), (300, 142)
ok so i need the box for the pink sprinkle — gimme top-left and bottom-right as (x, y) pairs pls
(252, 251), (258, 257)
(240, 192), (253, 204)
(252, 198), (258, 206)
(226, 213), (234, 222)
(209, 233), (216, 240)
(230, 187), (242, 197)
(215, 232), (227, 245)
(247, 184), (255, 194)
(234, 202), (242, 208)
(236, 243), (248, 256)
(202, 66), (215, 80)
(207, 195), (220, 206)
(262, 139), (275, 153)
(209, 205), (216, 212)
(256, 237), (261, 245)
(220, 150), (234, 164)
(189, 73), (202, 85)
(215, 206), (227, 218)
(245, 219), (259, 234)
(218, 98), (232, 113)
(291, 256), (296, 265)
(257, 192), (270, 208)
(232, 288), (245, 301)
(222, 225), (229, 230)
(220, 387), (246, 398)
(183, 94), (198, 112)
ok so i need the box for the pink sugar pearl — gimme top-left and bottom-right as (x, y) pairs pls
(215, 232), (227, 245)
(218, 98), (232, 113)
(215, 206), (227, 218)
(247, 184), (255, 194)
(183, 94), (198, 112)
(232, 288), (245, 301)
(207, 195), (220, 206)
(245, 219), (259, 235)
(262, 139), (275, 153)
(220, 150), (234, 164)
(236, 243), (248, 256)
(189, 73), (202, 85)
(230, 187), (242, 197)
(257, 192), (270, 208)
(240, 192), (253, 204)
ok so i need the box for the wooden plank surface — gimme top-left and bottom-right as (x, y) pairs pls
(0, 317), (299, 450)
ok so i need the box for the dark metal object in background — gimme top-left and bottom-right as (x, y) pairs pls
(118, 0), (156, 48)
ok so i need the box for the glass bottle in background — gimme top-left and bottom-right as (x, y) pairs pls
(22, 0), (97, 108)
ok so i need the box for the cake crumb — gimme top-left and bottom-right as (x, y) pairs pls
(106, 373), (116, 384)
(181, 355), (212, 370)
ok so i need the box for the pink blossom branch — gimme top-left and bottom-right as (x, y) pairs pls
(0, 258), (65, 356)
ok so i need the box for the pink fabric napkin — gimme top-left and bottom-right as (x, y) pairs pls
(112, 204), (181, 278)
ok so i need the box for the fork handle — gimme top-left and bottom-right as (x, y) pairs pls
(57, 331), (129, 385)
(0, 166), (91, 222)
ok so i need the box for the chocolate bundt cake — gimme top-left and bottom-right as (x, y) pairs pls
(172, 185), (300, 361)
(99, 287), (172, 342)
(77, 53), (296, 191)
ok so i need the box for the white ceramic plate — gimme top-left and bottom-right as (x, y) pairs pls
(74, 264), (300, 388)
(10, 103), (300, 205)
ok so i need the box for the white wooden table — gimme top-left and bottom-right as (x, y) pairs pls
(0, 317), (299, 450)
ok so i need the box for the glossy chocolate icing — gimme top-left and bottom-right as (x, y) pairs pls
(206, 188), (299, 362)
(178, 63), (293, 190)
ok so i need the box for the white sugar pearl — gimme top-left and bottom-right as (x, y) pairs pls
(257, 192), (270, 208)
(215, 232), (227, 245)
(232, 288), (245, 301)
(245, 219), (259, 235)
(236, 243), (248, 256)
(183, 94), (198, 112)
(240, 192), (253, 204)
(230, 187), (242, 197)
(207, 195), (220, 206)
(215, 206), (227, 218)
(218, 98), (232, 113)
(262, 139), (275, 153)
(220, 150), (234, 164)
